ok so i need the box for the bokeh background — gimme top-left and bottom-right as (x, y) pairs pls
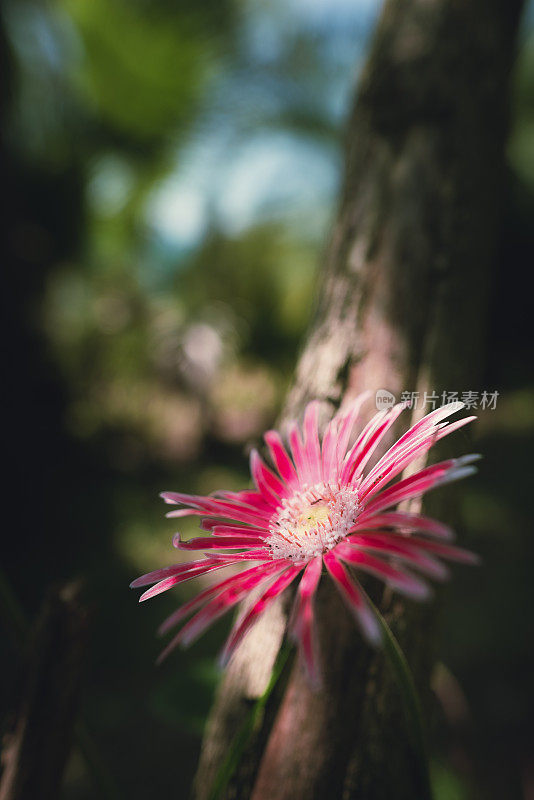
(2, 0), (534, 797)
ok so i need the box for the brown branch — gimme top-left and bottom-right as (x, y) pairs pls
(194, 0), (524, 797)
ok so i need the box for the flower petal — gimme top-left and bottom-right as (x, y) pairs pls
(220, 563), (303, 665)
(161, 491), (271, 527)
(207, 549), (270, 561)
(351, 511), (454, 540)
(173, 533), (264, 551)
(164, 508), (205, 519)
(137, 396), (480, 676)
(131, 558), (216, 588)
(264, 430), (298, 487)
(321, 416), (339, 483)
(138, 560), (237, 602)
(360, 457), (478, 517)
(250, 449), (287, 506)
(334, 542), (430, 599)
(334, 393), (371, 466)
(156, 560), (287, 658)
(209, 525), (269, 538)
(200, 518), (267, 534)
(303, 402), (322, 484)
(394, 537), (480, 565)
(347, 402), (409, 483)
(323, 551), (381, 645)
(346, 534), (450, 580)
(360, 403), (474, 498)
(176, 562), (290, 648)
(290, 555), (323, 687)
(218, 489), (273, 513)
(288, 422), (310, 485)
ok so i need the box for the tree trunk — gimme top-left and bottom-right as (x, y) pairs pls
(195, 0), (524, 797)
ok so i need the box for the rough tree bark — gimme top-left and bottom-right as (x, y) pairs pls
(195, 0), (524, 797)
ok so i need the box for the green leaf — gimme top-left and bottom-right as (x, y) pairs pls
(367, 596), (434, 800)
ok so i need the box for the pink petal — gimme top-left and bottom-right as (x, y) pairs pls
(395, 537), (480, 565)
(200, 518), (267, 534)
(351, 511), (454, 540)
(350, 402), (408, 482)
(164, 508), (205, 519)
(264, 430), (298, 487)
(161, 491), (271, 527)
(340, 409), (387, 484)
(334, 542), (430, 599)
(220, 563), (303, 665)
(360, 429), (478, 503)
(218, 490), (273, 513)
(176, 561), (290, 648)
(288, 422), (310, 485)
(323, 392), (372, 482)
(250, 449), (286, 506)
(173, 533), (264, 551)
(156, 560), (286, 647)
(208, 549), (270, 562)
(359, 430), (440, 499)
(323, 551), (381, 645)
(394, 402), (466, 452)
(296, 554), (323, 601)
(290, 555), (323, 687)
(346, 534), (450, 580)
(303, 402), (322, 484)
(138, 560), (237, 602)
(436, 415), (477, 440)
(361, 402), (471, 495)
(359, 457), (477, 518)
(334, 393), (370, 466)
(359, 461), (454, 512)
(131, 558), (216, 588)
(209, 525), (269, 538)
(321, 417), (339, 483)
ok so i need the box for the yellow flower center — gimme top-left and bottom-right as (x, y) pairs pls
(296, 503), (330, 532)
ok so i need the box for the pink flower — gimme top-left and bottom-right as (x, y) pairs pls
(131, 396), (479, 685)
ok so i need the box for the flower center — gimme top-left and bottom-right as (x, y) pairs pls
(267, 483), (360, 561)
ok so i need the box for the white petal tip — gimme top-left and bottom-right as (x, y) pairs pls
(359, 613), (382, 647)
(451, 465), (478, 480)
(217, 651), (231, 669)
(130, 577), (146, 589)
(437, 465), (478, 487)
(160, 492), (176, 504)
(456, 453), (482, 465)
(461, 551), (482, 566)
(391, 580), (433, 601)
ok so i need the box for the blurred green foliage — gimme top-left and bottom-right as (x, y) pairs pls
(62, 0), (225, 143)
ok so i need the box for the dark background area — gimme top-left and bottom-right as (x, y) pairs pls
(1, 0), (534, 797)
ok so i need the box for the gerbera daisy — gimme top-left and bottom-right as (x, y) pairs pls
(131, 395), (479, 684)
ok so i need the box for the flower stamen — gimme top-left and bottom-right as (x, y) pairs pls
(267, 482), (360, 561)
